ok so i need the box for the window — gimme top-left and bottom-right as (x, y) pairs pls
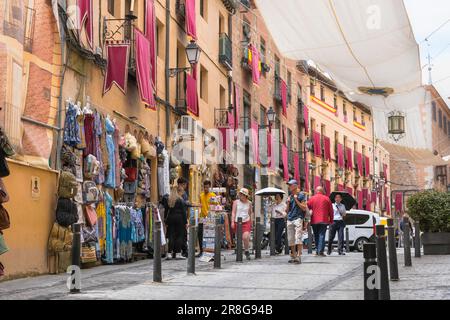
(353, 107), (357, 121)
(334, 131), (339, 154)
(444, 116), (448, 134)
(432, 102), (437, 121)
(274, 55), (280, 76)
(320, 85), (325, 101)
(310, 79), (315, 96)
(200, 0), (207, 20)
(344, 213), (370, 225)
(220, 85), (226, 110)
(156, 21), (165, 58)
(260, 105), (266, 126)
(361, 113), (365, 125)
(108, 0), (115, 16)
(200, 65), (208, 102)
(439, 109), (443, 128)
(219, 13), (225, 34)
(242, 19), (251, 42)
(343, 100), (347, 118)
(260, 38), (266, 63)
(334, 94), (337, 109)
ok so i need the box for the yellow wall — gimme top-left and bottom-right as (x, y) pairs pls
(1, 160), (58, 280)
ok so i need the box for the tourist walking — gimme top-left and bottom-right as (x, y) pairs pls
(308, 187), (334, 257)
(198, 180), (216, 257)
(285, 180), (307, 264)
(327, 194), (346, 255)
(231, 188), (253, 260)
(271, 194), (287, 254)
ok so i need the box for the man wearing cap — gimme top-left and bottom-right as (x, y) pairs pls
(232, 188), (254, 260)
(285, 180), (307, 264)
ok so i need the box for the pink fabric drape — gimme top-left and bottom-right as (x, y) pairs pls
(185, 0), (197, 39)
(365, 156), (371, 177)
(250, 45), (261, 85)
(294, 153), (300, 183)
(383, 164), (388, 180)
(234, 84), (240, 130)
(251, 119), (260, 165)
(337, 143), (344, 168)
(77, 0), (93, 49)
(323, 136), (331, 161)
(145, 0), (157, 87)
(227, 111), (235, 130)
(314, 176), (321, 191)
(346, 187), (353, 197)
(313, 131), (322, 157)
(363, 189), (369, 208)
(103, 43), (130, 95)
(357, 191), (363, 209)
(135, 29), (156, 108)
(282, 144), (289, 182)
(324, 180), (331, 196)
(304, 160), (310, 192)
(356, 152), (363, 176)
(304, 105), (309, 134)
(268, 130), (275, 170)
(186, 72), (199, 116)
(395, 193), (403, 213)
(346, 147), (353, 170)
(281, 79), (287, 117)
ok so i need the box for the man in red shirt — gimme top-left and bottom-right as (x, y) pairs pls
(307, 187), (334, 256)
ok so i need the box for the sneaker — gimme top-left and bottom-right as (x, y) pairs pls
(319, 252), (326, 257)
(339, 252), (346, 256)
(245, 251), (251, 260)
(294, 257), (301, 264)
(327, 250), (332, 256)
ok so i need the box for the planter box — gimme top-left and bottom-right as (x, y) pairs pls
(422, 232), (450, 255)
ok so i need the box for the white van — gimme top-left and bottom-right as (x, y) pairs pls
(325, 210), (381, 252)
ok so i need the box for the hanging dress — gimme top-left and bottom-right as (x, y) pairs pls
(114, 125), (122, 188)
(117, 205), (133, 261)
(76, 113), (86, 150)
(63, 103), (81, 147)
(83, 114), (95, 157)
(94, 112), (105, 185)
(104, 192), (114, 264)
(104, 118), (116, 188)
(96, 198), (107, 254)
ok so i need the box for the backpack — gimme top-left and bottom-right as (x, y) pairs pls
(82, 181), (99, 204)
(58, 171), (78, 199)
(56, 198), (78, 228)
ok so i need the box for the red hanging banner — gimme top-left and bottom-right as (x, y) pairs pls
(346, 147), (353, 170)
(294, 153), (300, 183)
(103, 43), (130, 95)
(77, 0), (93, 49)
(357, 191), (363, 209)
(323, 136), (331, 161)
(337, 143), (344, 168)
(135, 29), (156, 109)
(365, 156), (371, 176)
(337, 184), (344, 191)
(185, 0), (197, 39)
(324, 180), (331, 196)
(356, 152), (363, 176)
(250, 45), (261, 85)
(281, 79), (287, 117)
(395, 192), (403, 214)
(313, 131), (322, 157)
(145, 0), (157, 87)
(282, 144), (289, 182)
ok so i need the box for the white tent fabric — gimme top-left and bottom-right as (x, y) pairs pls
(255, 0), (427, 148)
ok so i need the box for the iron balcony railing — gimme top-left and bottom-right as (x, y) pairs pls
(176, 71), (188, 115)
(24, 5), (36, 52)
(219, 33), (233, 71)
(215, 108), (231, 128)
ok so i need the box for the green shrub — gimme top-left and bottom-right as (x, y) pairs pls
(407, 190), (450, 233)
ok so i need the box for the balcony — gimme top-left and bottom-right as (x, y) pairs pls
(3, 5), (24, 43)
(23, 6), (36, 52)
(274, 75), (282, 103)
(241, 45), (252, 71)
(176, 0), (186, 20)
(215, 108), (231, 128)
(219, 33), (233, 71)
(175, 71), (188, 115)
(240, 0), (252, 10)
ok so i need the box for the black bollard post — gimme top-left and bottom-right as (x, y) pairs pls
(345, 227), (350, 253)
(386, 218), (399, 281)
(403, 217), (412, 267)
(363, 243), (379, 300)
(187, 218), (196, 274)
(270, 218), (276, 256)
(307, 222), (313, 254)
(214, 216), (222, 269)
(376, 225), (390, 300)
(153, 220), (162, 282)
(255, 217), (261, 259)
(284, 219), (290, 255)
(414, 222), (421, 258)
(236, 218), (243, 262)
(70, 223), (81, 294)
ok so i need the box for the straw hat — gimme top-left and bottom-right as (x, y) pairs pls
(239, 188), (250, 198)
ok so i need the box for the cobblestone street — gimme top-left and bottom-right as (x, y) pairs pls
(1, 250), (449, 300)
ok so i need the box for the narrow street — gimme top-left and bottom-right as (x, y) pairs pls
(1, 250), (449, 300)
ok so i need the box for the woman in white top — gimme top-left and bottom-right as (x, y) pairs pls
(231, 188), (253, 260)
(271, 194), (287, 253)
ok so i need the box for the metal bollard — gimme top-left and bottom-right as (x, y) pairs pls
(187, 219), (196, 274)
(363, 243), (379, 300)
(307, 223), (313, 254)
(270, 218), (276, 256)
(153, 220), (162, 282)
(255, 217), (261, 259)
(403, 217), (412, 267)
(345, 227), (350, 253)
(236, 218), (243, 262)
(214, 216), (222, 269)
(414, 222), (421, 258)
(376, 225), (390, 300)
(386, 218), (399, 281)
(284, 219), (290, 255)
(70, 223), (81, 293)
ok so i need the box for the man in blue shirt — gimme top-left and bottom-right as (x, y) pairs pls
(327, 194), (347, 255)
(285, 180), (307, 264)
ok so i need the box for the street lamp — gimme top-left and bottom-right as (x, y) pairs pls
(267, 106), (276, 125)
(336, 167), (344, 178)
(186, 40), (202, 65)
(304, 138), (314, 152)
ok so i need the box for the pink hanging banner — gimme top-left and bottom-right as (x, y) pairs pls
(386, 195), (391, 215)
(357, 191), (363, 209)
(337, 143), (344, 168)
(227, 111), (235, 130)
(346, 147), (353, 170)
(145, 0), (157, 87)
(395, 192), (403, 213)
(103, 43), (130, 95)
(77, 0), (93, 49)
(346, 187), (353, 197)
(314, 176), (321, 191)
(234, 84), (240, 130)
(251, 45), (261, 85)
(281, 79), (287, 117)
(383, 164), (388, 180)
(135, 29), (156, 109)
(251, 120), (260, 165)
(337, 184), (344, 191)
(313, 131), (322, 157)
(185, 0), (197, 39)
(365, 156), (371, 177)
(294, 153), (300, 183)
(282, 144), (289, 181)
(363, 188), (369, 208)
(304, 105), (309, 134)
(324, 180), (331, 196)
(186, 72), (199, 116)
(323, 136), (331, 161)
(356, 152), (363, 176)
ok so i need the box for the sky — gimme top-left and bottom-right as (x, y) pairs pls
(404, 0), (450, 106)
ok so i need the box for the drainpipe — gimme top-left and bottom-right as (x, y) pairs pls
(227, 13), (233, 112)
(165, 0), (171, 146)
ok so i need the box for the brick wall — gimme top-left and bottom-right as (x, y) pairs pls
(31, 0), (55, 63)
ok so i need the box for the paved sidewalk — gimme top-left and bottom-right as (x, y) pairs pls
(0, 249), (449, 300)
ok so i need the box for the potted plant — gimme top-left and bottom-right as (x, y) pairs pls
(407, 190), (450, 255)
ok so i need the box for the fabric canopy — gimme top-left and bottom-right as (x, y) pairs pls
(380, 141), (450, 166)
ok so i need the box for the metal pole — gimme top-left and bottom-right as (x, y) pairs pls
(284, 219), (290, 255)
(214, 216), (222, 269)
(255, 217), (261, 259)
(345, 227), (350, 253)
(307, 222), (313, 254)
(386, 218), (399, 281)
(164, 0), (171, 145)
(414, 222), (421, 258)
(187, 220), (196, 274)
(70, 223), (81, 294)
(403, 217), (412, 267)
(376, 225), (390, 300)
(363, 242), (379, 300)
(236, 217), (243, 262)
(270, 217), (276, 256)
(153, 220), (162, 282)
